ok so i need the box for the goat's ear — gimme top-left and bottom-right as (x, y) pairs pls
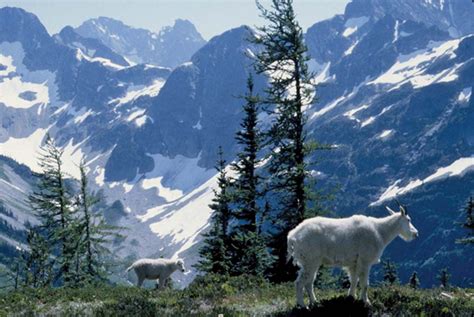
(385, 206), (396, 215)
(400, 205), (407, 216)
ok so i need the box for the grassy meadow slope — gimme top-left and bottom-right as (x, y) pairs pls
(1, 275), (473, 316)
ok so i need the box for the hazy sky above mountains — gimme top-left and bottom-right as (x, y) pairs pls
(2, 0), (349, 39)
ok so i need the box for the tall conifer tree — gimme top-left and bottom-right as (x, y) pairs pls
(232, 74), (261, 233)
(74, 161), (121, 283)
(231, 74), (273, 276)
(252, 0), (318, 280)
(28, 135), (76, 285)
(196, 147), (233, 275)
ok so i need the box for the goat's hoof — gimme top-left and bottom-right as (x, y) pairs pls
(295, 304), (309, 311)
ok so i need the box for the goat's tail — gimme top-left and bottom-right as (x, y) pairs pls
(286, 235), (296, 264)
(125, 264), (134, 273)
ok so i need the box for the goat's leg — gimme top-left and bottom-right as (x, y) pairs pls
(158, 274), (169, 289)
(348, 267), (358, 298)
(137, 276), (145, 288)
(304, 264), (319, 306)
(295, 267), (308, 307)
(358, 265), (371, 305)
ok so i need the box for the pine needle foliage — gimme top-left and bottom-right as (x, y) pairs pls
(251, 0), (320, 281)
(230, 74), (273, 276)
(73, 161), (123, 284)
(196, 147), (233, 275)
(27, 135), (76, 286)
(457, 196), (474, 244)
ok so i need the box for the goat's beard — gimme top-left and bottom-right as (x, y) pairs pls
(399, 234), (413, 242)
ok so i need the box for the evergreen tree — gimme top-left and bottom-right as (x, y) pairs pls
(252, 0), (319, 281)
(457, 196), (474, 244)
(382, 260), (398, 285)
(438, 268), (450, 288)
(230, 74), (273, 276)
(73, 161), (122, 283)
(28, 135), (76, 285)
(409, 271), (420, 289)
(196, 147), (232, 275)
(23, 227), (52, 287)
(232, 74), (261, 234)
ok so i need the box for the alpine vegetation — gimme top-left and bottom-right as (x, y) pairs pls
(26, 135), (76, 286)
(196, 147), (233, 275)
(287, 202), (418, 307)
(457, 196), (474, 244)
(126, 258), (186, 288)
(229, 75), (273, 277)
(20, 136), (121, 287)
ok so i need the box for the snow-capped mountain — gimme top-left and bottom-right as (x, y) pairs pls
(0, 0), (473, 287)
(54, 25), (130, 69)
(74, 17), (206, 68)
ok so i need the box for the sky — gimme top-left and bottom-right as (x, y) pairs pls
(1, 0), (350, 40)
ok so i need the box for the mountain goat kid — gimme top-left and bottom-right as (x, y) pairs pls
(126, 258), (186, 288)
(287, 202), (418, 307)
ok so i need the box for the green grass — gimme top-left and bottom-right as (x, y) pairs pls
(1, 275), (473, 316)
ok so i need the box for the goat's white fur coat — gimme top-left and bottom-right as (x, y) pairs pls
(287, 210), (418, 307)
(126, 258), (185, 288)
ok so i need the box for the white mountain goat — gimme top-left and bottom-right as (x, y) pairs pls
(126, 258), (186, 288)
(287, 202), (418, 307)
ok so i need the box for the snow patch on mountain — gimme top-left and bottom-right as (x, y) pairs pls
(369, 39), (461, 89)
(61, 138), (89, 179)
(344, 40), (359, 56)
(371, 157), (474, 205)
(343, 16), (369, 37)
(310, 95), (345, 119)
(0, 77), (50, 109)
(344, 104), (369, 122)
(1, 128), (48, 173)
(0, 43), (57, 110)
(126, 109), (146, 122)
(0, 54), (15, 76)
(144, 153), (214, 194)
(141, 177), (183, 202)
(458, 87), (471, 103)
(378, 129), (394, 139)
(361, 116), (375, 127)
(310, 61), (332, 84)
(2, 127), (89, 181)
(73, 108), (95, 125)
(75, 48), (125, 70)
(110, 80), (165, 106)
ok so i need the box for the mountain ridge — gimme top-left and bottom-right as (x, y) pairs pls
(75, 16), (206, 68)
